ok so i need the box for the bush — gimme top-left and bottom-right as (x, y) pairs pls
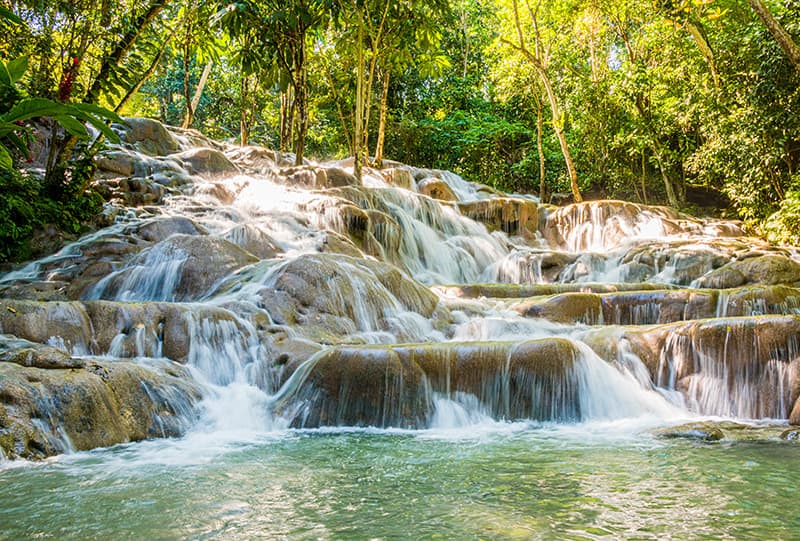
(763, 189), (800, 246)
(0, 167), (102, 262)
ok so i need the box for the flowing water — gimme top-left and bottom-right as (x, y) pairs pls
(2, 424), (800, 540)
(2, 121), (800, 538)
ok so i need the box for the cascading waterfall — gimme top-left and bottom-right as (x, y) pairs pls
(2, 117), (800, 464)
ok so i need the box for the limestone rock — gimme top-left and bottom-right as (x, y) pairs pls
(0, 356), (199, 459)
(133, 216), (206, 243)
(171, 147), (239, 176)
(459, 197), (540, 238)
(281, 338), (582, 428)
(0, 336), (84, 369)
(97, 234), (259, 301)
(225, 145), (277, 170)
(694, 254), (800, 289)
(652, 422), (724, 441)
(222, 224), (283, 260)
(117, 117), (181, 156)
(0, 300), (93, 353)
(418, 177), (458, 202)
(380, 168), (416, 190)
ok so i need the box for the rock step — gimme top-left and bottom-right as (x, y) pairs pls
(0, 336), (200, 460)
(278, 338), (585, 428)
(434, 282), (676, 299)
(511, 285), (800, 325)
(583, 315), (800, 421)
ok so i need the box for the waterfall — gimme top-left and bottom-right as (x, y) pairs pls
(3, 117), (800, 461)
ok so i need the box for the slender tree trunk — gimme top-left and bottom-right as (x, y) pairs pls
(641, 151), (648, 205)
(538, 68), (581, 202)
(374, 68), (390, 168)
(240, 74), (250, 146)
(181, 20), (193, 129)
(685, 22), (720, 90)
(354, 8), (365, 181)
(461, 7), (469, 78)
(509, 0), (582, 202)
(279, 88), (295, 152)
(535, 95), (546, 201)
(657, 159), (679, 208)
(115, 34), (172, 113)
(85, 0), (166, 103)
(293, 42), (308, 166)
(183, 60), (211, 129)
(748, 0), (800, 74)
(326, 69), (353, 155)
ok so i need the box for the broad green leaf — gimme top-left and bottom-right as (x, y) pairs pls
(53, 115), (90, 139)
(72, 102), (126, 124)
(0, 7), (22, 25)
(4, 131), (29, 155)
(0, 145), (11, 170)
(3, 98), (67, 123)
(0, 121), (22, 137)
(7, 57), (28, 83)
(0, 61), (11, 87)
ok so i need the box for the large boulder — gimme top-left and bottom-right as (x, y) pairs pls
(171, 147), (239, 176)
(0, 337), (200, 459)
(91, 234), (258, 302)
(417, 177), (458, 202)
(117, 117), (182, 156)
(281, 338), (582, 428)
(613, 315), (800, 420)
(694, 254), (800, 289)
(459, 197), (540, 238)
(0, 300), (93, 353)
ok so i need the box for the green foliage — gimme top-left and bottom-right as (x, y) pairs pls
(0, 168), (102, 262)
(764, 186), (800, 246)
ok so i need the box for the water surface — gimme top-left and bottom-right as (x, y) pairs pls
(1, 423), (796, 540)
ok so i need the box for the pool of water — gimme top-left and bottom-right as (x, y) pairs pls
(1, 422), (798, 540)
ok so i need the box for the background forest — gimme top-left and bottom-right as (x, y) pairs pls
(1, 0), (800, 260)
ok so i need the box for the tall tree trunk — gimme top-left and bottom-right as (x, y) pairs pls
(354, 8), (366, 181)
(748, 0), (800, 74)
(293, 42), (308, 166)
(535, 93), (546, 201)
(183, 60), (212, 129)
(685, 22), (720, 90)
(240, 74), (250, 146)
(461, 6), (469, 78)
(325, 69), (353, 155)
(85, 0), (166, 103)
(279, 88), (295, 152)
(374, 68), (390, 168)
(115, 34), (172, 113)
(181, 20), (193, 129)
(641, 151), (648, 205)
(509, 0), (582, 202)
(657, 157), (679, 208)
(538, 68), (581, 202)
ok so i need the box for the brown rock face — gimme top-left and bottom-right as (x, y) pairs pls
(171, 147), (239, 176)
(283, 338), (581, 428)
(418, 177), (458, 202)
(118, 117), (182, 156)
(695, 255), (800, 289)
(0, 338), (199, 459)
(459, 198), (540, 238)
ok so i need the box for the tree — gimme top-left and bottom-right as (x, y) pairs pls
(748, 0), (800, 74)
(216, 0), (340, 164)
(501, 0), (583, 202)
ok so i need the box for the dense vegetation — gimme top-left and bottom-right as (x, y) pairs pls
(1, 0), (800, 261)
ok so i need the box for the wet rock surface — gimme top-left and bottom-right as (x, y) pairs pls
(4, 116), (800, 458)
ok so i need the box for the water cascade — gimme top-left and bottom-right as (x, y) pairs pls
(2, 117), (800, 461)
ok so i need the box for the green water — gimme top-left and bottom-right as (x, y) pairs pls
(1, 424), (798, 540)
